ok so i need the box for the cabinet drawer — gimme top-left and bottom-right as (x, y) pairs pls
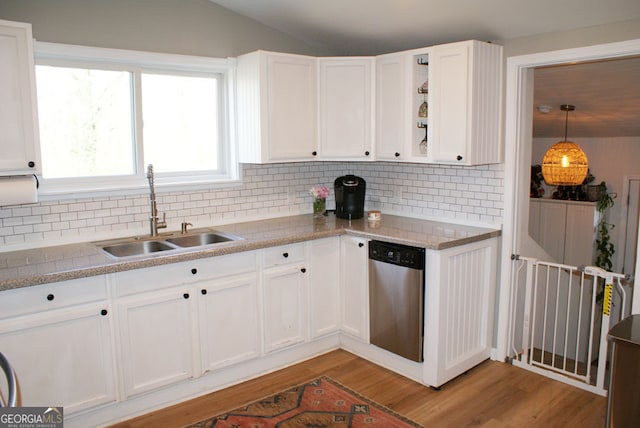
(0, 275), (108, 319)
(262, 243), (305, 268)
(116, 251), (257, 296)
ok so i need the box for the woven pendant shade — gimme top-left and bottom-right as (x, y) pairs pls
(541, 141), (589, 185)
(541, 104), (588, 186)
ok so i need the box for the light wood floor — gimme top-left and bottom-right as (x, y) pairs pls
(110, 349), (606, 428)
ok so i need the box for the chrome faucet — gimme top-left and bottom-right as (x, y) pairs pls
(146, 164), (167, 237)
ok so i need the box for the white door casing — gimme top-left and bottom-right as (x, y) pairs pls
(496, 38), (640, 361)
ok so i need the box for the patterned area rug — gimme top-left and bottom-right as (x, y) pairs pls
(187, 376), (424, 427)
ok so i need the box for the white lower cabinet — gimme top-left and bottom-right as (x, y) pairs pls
(198, 273), (260, 372)
(261, 243), (308, 353)
(0, 233), (501, 425)
(309, 237), (341, 338)
(114, 251), (259, 397)
(340, 235), (369, 341)
(0, 276), (116, 414)
(262, 265), (308, 352)
(423, 237), (498, 387)
(117, 286), (197, 398)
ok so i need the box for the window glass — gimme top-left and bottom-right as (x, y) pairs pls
(141, 73), (220, 173)
(36, 65), (134, 178)
(33, 43), (235, 197)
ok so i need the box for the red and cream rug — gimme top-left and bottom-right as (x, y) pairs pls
(187, 376), (424, 427)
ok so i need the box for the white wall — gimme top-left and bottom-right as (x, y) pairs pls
(0, 0), (331, 57)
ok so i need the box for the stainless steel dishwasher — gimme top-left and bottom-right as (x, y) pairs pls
(369, 240), (425, 362)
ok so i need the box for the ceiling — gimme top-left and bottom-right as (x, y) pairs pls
(209, 0), (640, 56)
(533, 57), (640, 138)
(209, 0), (640, 138)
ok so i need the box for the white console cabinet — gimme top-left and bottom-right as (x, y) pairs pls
(529, 198), (599, 266)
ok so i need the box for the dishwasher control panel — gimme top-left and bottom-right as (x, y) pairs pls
(369, 240), (425, 269)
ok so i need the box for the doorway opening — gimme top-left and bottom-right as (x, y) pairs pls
(497, 38), (640, 367)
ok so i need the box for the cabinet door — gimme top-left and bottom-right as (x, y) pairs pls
(0, 20), (40, 175)
(340, 236), (369, 341)
(429, 40), (502, 165)
(0, 304), (116, 414)
(318, 58), (373, 160)
(537, 201), (567, 263)
(429, 42), (470, 164)
(118, 287), (196, 397)
(564, 203), (598, 266)
(262, 265), (308, 352)
(266, 53), (317, 161)
(198, 274), (260, 372)
(309, 237), (341, 338)
(375, 52), (407, 161)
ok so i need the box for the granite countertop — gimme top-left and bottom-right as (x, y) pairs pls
(0, 214), (500, 291)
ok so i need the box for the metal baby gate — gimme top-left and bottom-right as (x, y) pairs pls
(508, 256), (629, 396)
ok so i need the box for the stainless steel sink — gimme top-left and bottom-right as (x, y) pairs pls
(95, 229), (243, 258)
(166, 232), (242, 248)
(100, 240), (178, 258)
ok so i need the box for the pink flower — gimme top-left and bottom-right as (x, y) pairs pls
(309, 185), (330, 199)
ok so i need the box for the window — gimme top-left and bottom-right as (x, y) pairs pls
(34, 42), (236, 196)
(37, 66), (134, 178)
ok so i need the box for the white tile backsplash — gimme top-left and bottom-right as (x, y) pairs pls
(0, 161), (503, 250)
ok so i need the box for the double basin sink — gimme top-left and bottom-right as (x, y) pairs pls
(95, 229), (243, 258)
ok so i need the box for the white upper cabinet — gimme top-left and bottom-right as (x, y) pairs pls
(235, 41), (502, 166)
(0, 20), (41, 175)
(375, 41), (502, 165)
(428, 40), (502, 165)
(375, 51), (407, 161)
(236, 51), (318, 163)
(318, 58), (374, 160)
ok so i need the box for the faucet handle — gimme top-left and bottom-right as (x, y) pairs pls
(181, 221), (193, 234)
(158, 212), (167, 230)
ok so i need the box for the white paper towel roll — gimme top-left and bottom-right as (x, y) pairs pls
(0, 175), (38, 206)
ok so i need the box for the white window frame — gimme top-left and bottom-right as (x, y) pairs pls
(34, 42), (239, 199)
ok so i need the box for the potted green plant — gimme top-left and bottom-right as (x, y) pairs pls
(594, 181), (615, 272)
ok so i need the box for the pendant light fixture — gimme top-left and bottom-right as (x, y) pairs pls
(541, 104), (589, 186)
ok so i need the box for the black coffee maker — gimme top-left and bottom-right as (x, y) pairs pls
(334, 175), (366, 219)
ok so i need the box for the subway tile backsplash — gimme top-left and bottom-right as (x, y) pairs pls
(0, 161), (503, 250)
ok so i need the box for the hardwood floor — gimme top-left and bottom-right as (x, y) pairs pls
(110, 350), (606, 428)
